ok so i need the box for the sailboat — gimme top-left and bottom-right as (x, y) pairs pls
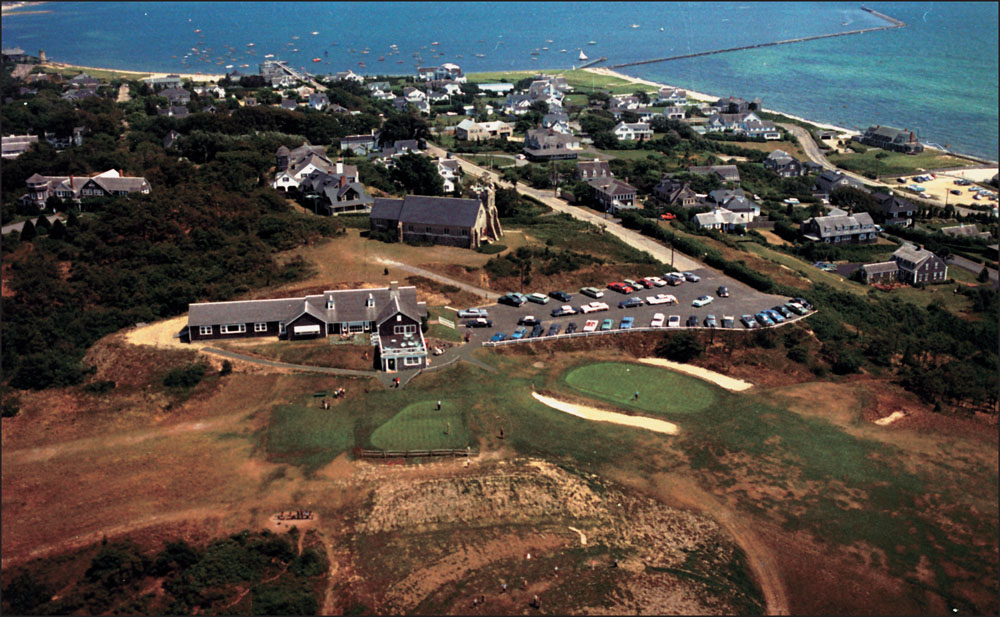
(578, 49), (588, 61)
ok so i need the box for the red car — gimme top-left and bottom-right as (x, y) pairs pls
(607, 282), (635, 294)
(659, 213), (676, 220)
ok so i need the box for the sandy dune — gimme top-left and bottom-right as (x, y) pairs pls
(531, 392), (679, 435)
(636, 358), (754, 392)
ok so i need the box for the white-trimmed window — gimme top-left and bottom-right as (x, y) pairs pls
(199, 325), (213, 336)
(394, 324), (417, 335)
(221, 324), (246, 334)
(404, 356), (421, 366)
(279, 321), (286, 334)
(254, 322), (267, 333)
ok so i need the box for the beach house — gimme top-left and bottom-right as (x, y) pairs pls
(857, 125), (924, 154)
(22, 169), (151, 209)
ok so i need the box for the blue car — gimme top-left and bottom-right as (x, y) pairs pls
(755, 312), (774, 327)
(618, 297), (643, 309)
(620, 316), (634, 329)
(489, 332), (507, 342)
(510, 326), (527, 339)
(765, 309), (785, 323)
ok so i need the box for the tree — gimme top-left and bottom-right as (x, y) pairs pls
(19, 219), (36, 242)
(1, 570), (52, 615)
(634, 90), (650, 105)
(389, 152), (444, 195)
(35, 214), (52, 232)
(66, 209), (80, 227)
(978, 266), (990, 283)
(48, 219), (66, 240)
(655, 331), (704, 362)
(377, 114), (429, 148)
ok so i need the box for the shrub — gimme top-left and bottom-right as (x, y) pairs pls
(476, 243), (506, 255)
(219, 360), (233, 376)
(786, 347), (808, 364)
(832, 350), (863, 375)
(163, 362), (207, 389)
(84, 380), (116, 394)
(654, 331), (704, 362)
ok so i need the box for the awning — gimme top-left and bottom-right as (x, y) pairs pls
(293, 324), (322, 335)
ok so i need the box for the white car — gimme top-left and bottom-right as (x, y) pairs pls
(667, 315), (681, 328)
(526, 292), (550, 304)
(580, 286), (604, 298)
(579, 301), (610, 314)
(645, 276), (668, 287)
(650, 313), (665, 328)
(692, 295), (714, 307)
(583, 319), (599, 332)
(646, 293), (677, 305)
(457, 307), (488, 318)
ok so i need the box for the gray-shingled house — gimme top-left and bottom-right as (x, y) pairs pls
(369, 191), (502, 249)
(857, 125), (924, 154)
(184, 282), (428, 372)
(800, 212), (877, 244)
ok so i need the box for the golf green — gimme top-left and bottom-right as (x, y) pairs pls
(564, 362), (718, 415)
(370, 400), (472, 450)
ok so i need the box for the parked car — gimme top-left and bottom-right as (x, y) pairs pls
(773, 305), (792, 318)
(793, 297), (813, 310)
(951, 189), (962, 196)
(643, 276), (667, 287)
(692, 295), (714, 307)
(580, 286), (604, 298)
(600, 318), (614, 331)
(565, 322), (578, 334)
(551, 304), (578, 317)
(464, 318), (494, 328)
(620, 316), (634, 329)
(665, 272), (685, 286)
(530, 323), (544, 337)
(526, 292), (550, 304)
(546, 323), (561, 336)
(608, 281), (634, 294)
(741, 314), (758, 328)
(682, 272), (701, 282)
(518, 315), (541, 326)
(511, 326), (527, 339)
(549, 291), (572, 302)
(704, 314), (718, 328)
(755, 312), (774, 327)
(646, 293), (677, 305)
(583, 319), (599, 332)
(489, 332), (507, 342)
(786, 302), (808, 316)
(618, 297), (644, 309)
(499, 292), (526, 307)
(722, 315), (735, 329)
(623, 278), (642, 289)
(650, 313), (665, 327)
(667, 315), (681, 328)
(716, 286), (730, 298)
(765, 309), (785, 323)
(579, 301), (610, 314)
(659, 212), (676, 220)
(686, 315), (699, 327)
(458, 307), (489, 318)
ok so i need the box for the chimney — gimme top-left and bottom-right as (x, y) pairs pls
(389, 280), (399, 296)
(910, 131), (915, 143)
(917, 244), (923, 251)
(339, 175), (346, 188)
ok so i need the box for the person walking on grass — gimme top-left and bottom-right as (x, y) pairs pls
(633, 390), (639, 400)
(437, 400), (442, 410)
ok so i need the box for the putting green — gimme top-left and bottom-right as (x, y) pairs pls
(370, 400), (472, 450)
(564, 362), (717, 415)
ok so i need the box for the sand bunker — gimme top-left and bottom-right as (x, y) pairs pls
(531, 392), (679, 435)
(874, 411), (907, 426)
(637, 358), (753, 392)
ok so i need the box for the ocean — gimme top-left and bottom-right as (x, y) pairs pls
(3, 1), (997, 160)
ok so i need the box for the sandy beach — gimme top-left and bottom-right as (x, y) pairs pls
(40, 62), (225, 83)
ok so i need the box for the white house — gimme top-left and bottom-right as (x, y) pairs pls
(436, 157), (461, 193)
(656, 87), (686, 104)
(613, 122), (652, 141)
(693, 208), (751, 232)
(664, 106), (685, 120)
(403, 87), (428, 103)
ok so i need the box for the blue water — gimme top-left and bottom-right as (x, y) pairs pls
(3, 1), (997, 160)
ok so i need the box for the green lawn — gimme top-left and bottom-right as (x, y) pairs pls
(467, 69), (656, 95)
(426, 322), (464, 342)
(564, 362), (718, 415)
(465, 153), (516, 169)
(827, 149), (977, 178)
(266, 402), (361, 470)
(598, 148), (661, 161)
(370, 401), (471, 450)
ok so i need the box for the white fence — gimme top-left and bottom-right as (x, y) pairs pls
(437, 317), (456, 329)
(480, 311), (815, 347)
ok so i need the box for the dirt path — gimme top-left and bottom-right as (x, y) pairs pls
(125, 315), (194, 350)
(373, 258), (500, 300)
(0, 506), (221, 569)
(531, 392), (679, 435)
(636, 358), (754, 392)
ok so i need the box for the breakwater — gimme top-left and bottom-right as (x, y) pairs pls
(609, 8), (905, 70)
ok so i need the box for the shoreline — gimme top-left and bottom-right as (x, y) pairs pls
(39, 61), (225, 83)
(584, 67), (999, 165)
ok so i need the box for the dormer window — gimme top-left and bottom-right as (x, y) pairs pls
(366, 294), (375, 308)
(326, 298), (335, 310)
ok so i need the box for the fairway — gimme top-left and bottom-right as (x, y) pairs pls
(564, 362), (718, 415)
(370, 401), (472, 450)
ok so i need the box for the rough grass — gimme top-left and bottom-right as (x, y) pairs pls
(369, 401), (471, 450)
(564, 362), (717, 415)
(827, 149), (976, 177)
(425, 322), (464, 342)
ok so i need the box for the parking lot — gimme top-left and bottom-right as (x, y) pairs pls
(452, 267), (811, 345)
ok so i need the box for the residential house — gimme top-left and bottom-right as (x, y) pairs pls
(856, 125), (924, 154)
(664, 106), (686, 120)
(455, 119), (513, 141)
(393, 96), (429, 114)
(299, 169), (373, 215)
(157, 105), (190, 119)
(613, 122), (652, 141)
(160, 87), (191, 105)
(653, 176), (703, 208)
(369, 189), (503, 250)
(576, 158), (612, 181)
(713, 96), (761, 114)
(891, 244), (947, 284)
(403, 87), (428, 104)
(859, 261), (899, 285)
(609, 95), (642, 111)
(694, 208), (752, 232)
(163, 130), (182, 149)
(688, 165), (741, 184)
(803, 161), (825, 174)
(872, 191), (916, 227)
(815, 170), (864, 196)
(416, 63), (465, 82)
(334, 70), (364, 83)
(243, 97), (258, 107)
(280, 98), (298, 111)
(656, 87), (686, 104)
(940, 224), (992, 241)
(184, 282), (429, 373)
(23, 169), (150, 208)
(589, 178), (638, 214)
(67, 73), (99, 89)
(193, 84), (226, 98)
(706, 111), (762, 133)
(1, 134), (39, 159)
(540, 112), (571, 134)
(44, 126), (85, 149)
(366, 81), (391, 95)
(800, 212), (877, 244)
(763, 150), (804, 177)
(273, 142), (339, 191)
(477, 82), (515, 95)
(18, 87), (38, 97)
(503, 93), (535, 115)
(743, 119), (781, 140)
(707, 188), (759, 219)
(61, 88), (98, 103)
(527, 80), (563, 107)
(2, 46), (29, 62)
(523, 129), (581, 161)
(308, 92), (329, 110)
(436, 158), (462, 192)
(427, 89), (451, 103)
(339, 132), (379, 155)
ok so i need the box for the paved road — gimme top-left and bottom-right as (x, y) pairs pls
(946, 254), (999, 286)
(374, 257), (501, 300)
(426, 143), (704, 272)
